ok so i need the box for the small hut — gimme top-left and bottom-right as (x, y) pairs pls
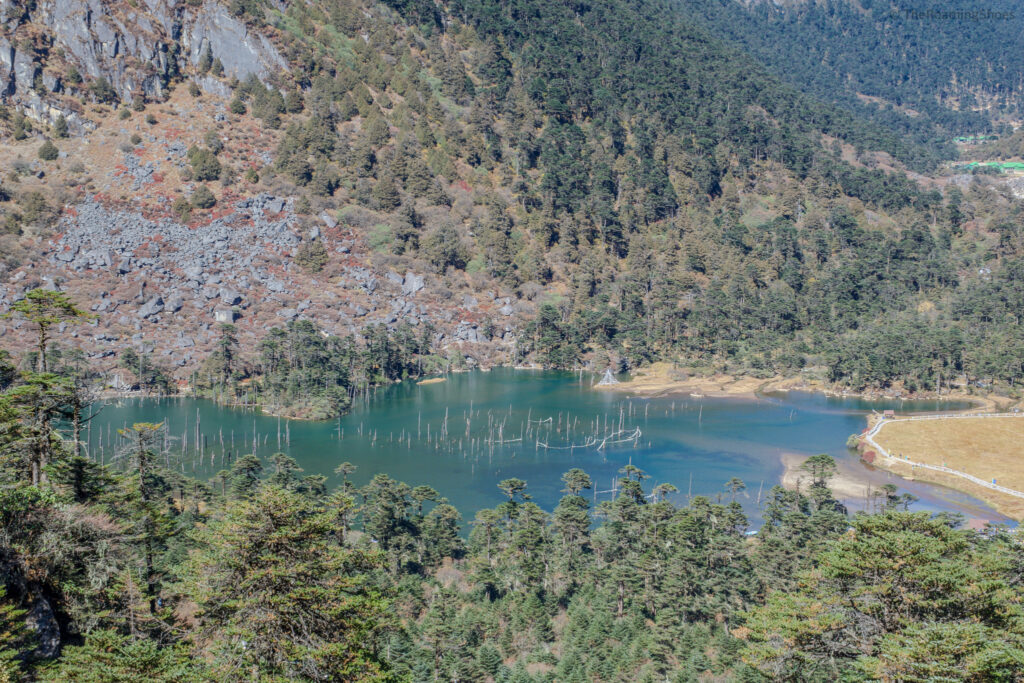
(214, 308), (237, 323)
(596, 368), (619, 386)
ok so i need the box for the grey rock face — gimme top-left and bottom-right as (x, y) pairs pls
(185, 3), (288, 82)
(138, 295), (164, 318)
(402, 271), (425, 296)
(3, 1), (287, 128)
(195, 74), (231, 97)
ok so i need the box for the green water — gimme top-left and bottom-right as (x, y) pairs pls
(87, 369), (1009, 526)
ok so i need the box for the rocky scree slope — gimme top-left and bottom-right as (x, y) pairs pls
(0, 0), (521, 382)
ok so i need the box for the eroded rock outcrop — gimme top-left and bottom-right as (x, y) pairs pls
(0, 0), (287, 126)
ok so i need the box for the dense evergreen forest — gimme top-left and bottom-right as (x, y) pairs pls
(676, 0), (1024, 146)
(1, 292), (1023, 681)
(186, 320), (443, 419)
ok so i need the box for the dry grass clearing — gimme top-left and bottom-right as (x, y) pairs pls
(873, 416), (1024, 519)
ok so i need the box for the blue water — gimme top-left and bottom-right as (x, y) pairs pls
(85, 369), (1010, 526)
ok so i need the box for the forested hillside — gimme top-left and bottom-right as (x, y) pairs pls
(677, 0), (1024, 148)
(2, 0), (1024, 402)
(1, 317), (1023, 680)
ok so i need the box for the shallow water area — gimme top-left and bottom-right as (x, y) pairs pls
(88, 369), (1011, 527)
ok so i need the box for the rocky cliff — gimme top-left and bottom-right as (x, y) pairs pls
(0, 0), (286, 129)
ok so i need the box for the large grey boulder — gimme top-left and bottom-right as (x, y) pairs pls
(25, 595), (61, 659)
(219, 288), (242, 306)
(138, 296), (164, 318)
(402, 272), (425, 296)
(165, 293), (185, 313)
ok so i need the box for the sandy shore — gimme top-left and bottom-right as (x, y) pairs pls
(596, 362), (1018, 415)
(416, 377), (447, 385)
(779, 452), (874, 501)
(594, 362), (772, 398)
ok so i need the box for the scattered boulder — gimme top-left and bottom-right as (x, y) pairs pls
(138, 296), (164, 318)
(214, 308), (236, 323)
(165, 294), (185, 313)
(219, 288), (242, 306)
(25, 595), (61, 659)
(402, 271), (425, 296)
(319, 211), (337, 229)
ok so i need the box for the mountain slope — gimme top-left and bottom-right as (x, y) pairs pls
(0, 0), (1022, 404)
(676, 0), (1024, 150)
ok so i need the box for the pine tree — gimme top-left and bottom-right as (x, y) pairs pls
(40, 629), (200, 682)
(38, 139), (59, 161)
(189, 184), (216, 209)
(198, 45), (213, 74)
(53, 115), (68, 138)
(116, 422), (175, 617)
(0, 587), (30, 681)
(183, 486), (394, 680)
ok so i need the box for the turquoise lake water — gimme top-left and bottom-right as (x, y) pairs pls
(85, 368), (1010, 527)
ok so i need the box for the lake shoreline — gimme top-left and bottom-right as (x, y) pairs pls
(89, 368), (1011, 524)
(99, 364), (1012, 419)
(779, 452), (874, 502)
(594, 362), (1010, 414)
(864, 456), (1024, 522)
